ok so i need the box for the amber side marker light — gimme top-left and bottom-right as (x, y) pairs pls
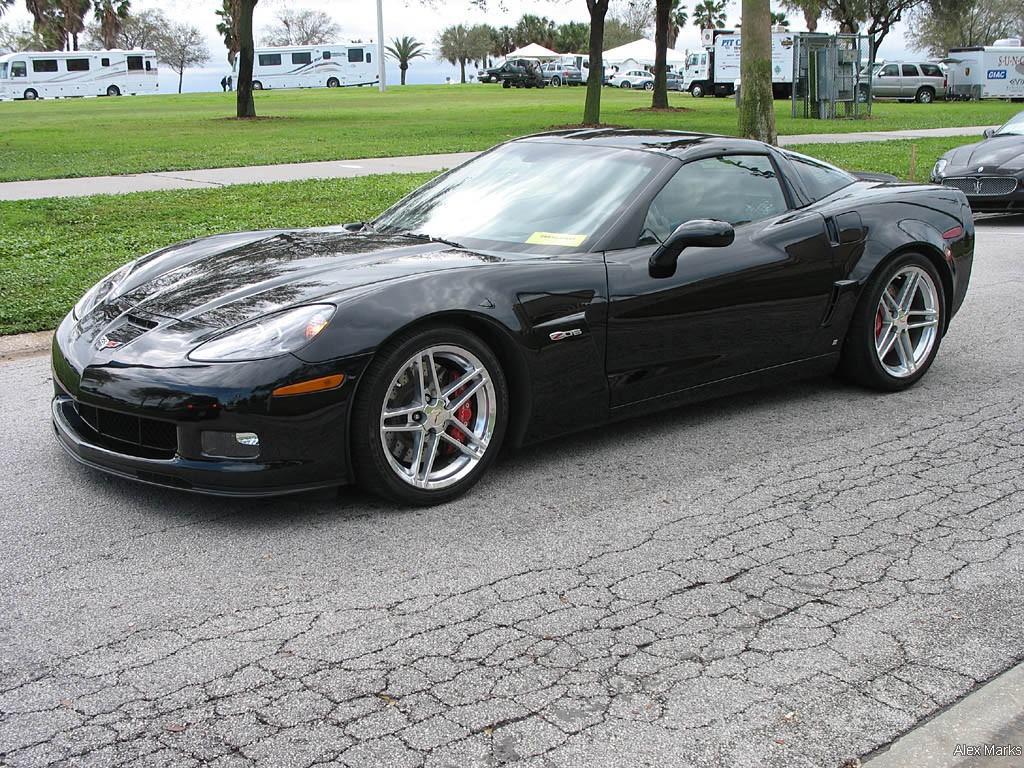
(272, 374), (345, 397)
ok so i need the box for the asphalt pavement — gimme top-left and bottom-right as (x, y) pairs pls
(0, 216), (1021, 767)
(0, 125), (994, 201)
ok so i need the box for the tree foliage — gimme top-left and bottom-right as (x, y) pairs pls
(511, 14), (556, 48)
(779, 0), (821, 31)
(611, 0), (652, 38)
(907, 0), (1024, 56)
(554, 20), (589, 52)
(436, 23), (491, 83)
(91, 0), (128, 49)
(261, 8), (339, 46)
(156, 21), (209, 94)
(691, 0), (728, 28)
(215, 0), (239, 66)
(385, 35), (427, 85)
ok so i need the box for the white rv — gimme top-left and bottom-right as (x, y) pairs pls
(0, 49), (158, 100)
(235, 44), (378, 90)
(945, 44), (1024, 100)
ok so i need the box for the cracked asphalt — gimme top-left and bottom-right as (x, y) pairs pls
(1, 216), (1022, 768)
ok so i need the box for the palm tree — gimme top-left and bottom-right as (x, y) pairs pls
(668, 2), (688, 48)
(0, 0), (14, 18)
(770, 11), (790, 26)
(92, 0), (129, 49)
(691, 0), (728, 29)
(215, 0), (239, 65)
(385, 35), (426, 86)
(436, 24), (489, 84)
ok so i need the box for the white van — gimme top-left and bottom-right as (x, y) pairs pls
(557, 53), (594, 83)
(235, 44), (378, 90)
(0, 49), (158, 100)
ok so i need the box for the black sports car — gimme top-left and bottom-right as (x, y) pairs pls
(52, 130), (974, 505)
(931, 109), (1024, 212)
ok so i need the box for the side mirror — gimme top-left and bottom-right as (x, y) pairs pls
(983, 127), (996, 138)
(649, 219), (735, 278)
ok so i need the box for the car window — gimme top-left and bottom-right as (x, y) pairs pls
(640, 154), (788, 244)
(901, 64), (919, 76)
(781, 151), (855, 203)
(880, 64), (899, 76)
(920, 63), (942, 77)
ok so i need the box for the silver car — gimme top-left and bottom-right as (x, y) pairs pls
(861, 61), (947, 103)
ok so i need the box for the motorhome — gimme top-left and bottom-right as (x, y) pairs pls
(682, 29), (796, 98)
(0, 49), (158, 100)
(945, 42), (1024, 100)
(235, 44), (378, 90)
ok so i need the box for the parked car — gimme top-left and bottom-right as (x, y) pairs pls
(477, 65), (502, 83)
(860, 61), (947, 103)
(494, 58), (545, 89)
(541, 62), (583, 87)
(53, 130), (974, 505)
(931, 109), (1024, 212)
(607, 68), (655, 90)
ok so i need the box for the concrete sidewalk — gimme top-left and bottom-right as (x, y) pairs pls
(0, 125), (993, 202)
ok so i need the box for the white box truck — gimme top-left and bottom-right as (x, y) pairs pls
(682, 29), (796, 98)
(945, 44), (1024, 100)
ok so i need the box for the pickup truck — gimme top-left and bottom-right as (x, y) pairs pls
(493, 58), (546, 89)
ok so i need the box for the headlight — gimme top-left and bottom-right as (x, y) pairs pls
(188, 304), (336, 362)
(932, 158), (948, 179)
(73, 260), (137, 320)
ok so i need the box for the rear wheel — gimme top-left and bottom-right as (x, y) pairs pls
(252, 81), (263, 90)
(502, 79), (511, 88)
(620, 81), (631, 89)
(327, 77), (340, 88)
(690, 83), (704, 98)
(916, 86), (934, 103)
(643, 81), (654, 91)
(24, 89), (38, 100)
(351, 326), (508, 505)
(838, 253), (945, 391)
(106, 85), (120, 97)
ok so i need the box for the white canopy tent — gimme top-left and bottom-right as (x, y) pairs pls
(603, 38), (688, 68)
(505, 43), (561, 60)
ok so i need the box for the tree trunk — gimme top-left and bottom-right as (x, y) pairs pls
(400, 64), (407, 86)
(652, 0), (671, 108)
(459, 58), (466, 84)
(235, 0), (257, 118)
(737, 0), (777, 144)
(583, 0), (609, 125)
(178, 69), (184, 94)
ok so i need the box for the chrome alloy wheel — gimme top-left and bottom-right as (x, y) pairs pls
(873, 265), (940, 378)
(379, 345), (497, 490)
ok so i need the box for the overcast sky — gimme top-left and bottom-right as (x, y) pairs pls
(3, 0), (920, 90)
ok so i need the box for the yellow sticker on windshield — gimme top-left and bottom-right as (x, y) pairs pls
(526, 232), (587, 247)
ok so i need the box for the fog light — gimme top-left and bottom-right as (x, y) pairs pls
(201, 430), (260, 459)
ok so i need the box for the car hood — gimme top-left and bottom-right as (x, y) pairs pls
(104, 227), (504, 330)
(944, 136), (1024, 171)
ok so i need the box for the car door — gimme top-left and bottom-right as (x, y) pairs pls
(874, 63), (900, 97)
(604, 153), (836, 409)
(900, 63), (920, 98)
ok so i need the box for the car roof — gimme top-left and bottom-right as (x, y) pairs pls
(514, 129), (772, 160)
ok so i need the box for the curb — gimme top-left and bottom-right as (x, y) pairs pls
(0, 330), (52, 363)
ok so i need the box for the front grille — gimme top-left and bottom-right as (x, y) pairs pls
(942, 176), (1019, 196)
(76, 402), (178, 456)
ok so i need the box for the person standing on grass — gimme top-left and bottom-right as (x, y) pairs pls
(227, 75), (233, 91)
(220, 76), (228, 92)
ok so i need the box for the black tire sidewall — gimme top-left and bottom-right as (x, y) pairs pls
(351, 326), (509, 505)
(841, 253), (946, 391)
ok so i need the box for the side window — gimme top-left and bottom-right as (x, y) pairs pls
(145, 61), (152, 71)
(348, 48), (364, 63)
(366, 52), (372, 63)
(127, 56), (143, 71)
(920, 63), (942, 77)
(880, 64), (899, 76)
(901, 64), (919, 76)
(67, 58), (89, 72)
(323, 50), (332, 60)
(292, 52), (311, 65)
(258, 53), (282, 66)
(33, 59), (58, 73)
(101, 57), (110, 67)
(641, 155), (787, 244)
(782, 151), (854, 203)
(12, 61), (27, 77)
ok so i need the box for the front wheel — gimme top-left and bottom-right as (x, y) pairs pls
(690, 83), (704, 98)
(351, 326), (508, 505)
(252, 81), (263, 90)
(327, 77), (340, 88)
(106, 85), (120, 97)
(643, 81), (654, 91)
(619, 81), (631, 89)
(502, 79), (511, 89)
(550, 76), (561, 87)
(23, 89), (38, 100)
(916, 87), (934, 103)
(838, 254), (945, 391)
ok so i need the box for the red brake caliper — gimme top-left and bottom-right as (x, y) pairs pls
(444, 376), (473, 453)
(875, 309), (883, 340)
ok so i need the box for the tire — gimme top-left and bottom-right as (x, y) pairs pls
(690, 83), (704, 98)
(502, 79), (511, 89)
(619, 81), (631, 89)
(252, 81), (263, 90)
(351, 325), (509, 505)
(327, 77), (340, 88)
(643, 81), (654, 91)
(551, 76), (561, 87)
(857, 85), (870, 103)
(916, 86), (934, 104)
(838, 253), (945, 391)
(106, 85), (120, 97)
(24, 89), (38, 100)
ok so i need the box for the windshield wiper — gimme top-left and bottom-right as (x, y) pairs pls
(399, 232), (465, 250)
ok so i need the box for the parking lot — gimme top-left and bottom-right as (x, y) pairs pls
(1, 215), (1022, 767)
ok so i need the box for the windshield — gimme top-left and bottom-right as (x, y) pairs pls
(995, 111), (1024, 136)
(0, 62), (6, 79)
(375, 140), (661, 253)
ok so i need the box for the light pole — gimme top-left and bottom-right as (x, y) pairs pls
(377, 0), (386, 92)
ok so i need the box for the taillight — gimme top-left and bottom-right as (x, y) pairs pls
(942, 225), (963, 240)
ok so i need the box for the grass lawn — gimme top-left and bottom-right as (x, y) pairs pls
(0, 136), (975, 336)
(0, 85), (1019, 182)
